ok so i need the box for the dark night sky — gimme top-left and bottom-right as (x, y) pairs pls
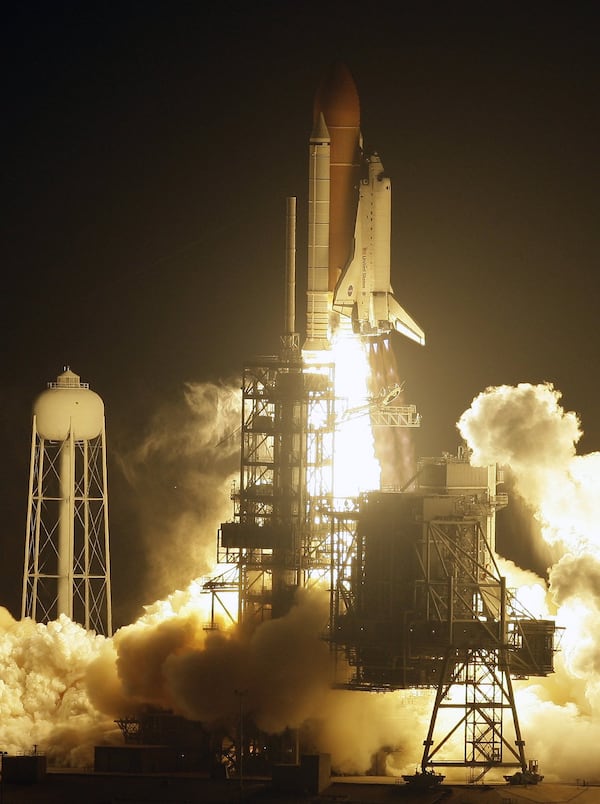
(2, 3), (598, 626)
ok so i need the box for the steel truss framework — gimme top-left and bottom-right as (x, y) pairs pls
(416, 508), (550, 779)
(22, 422), (112, 635)
(422, 647), (525, 783)
(327, 484), (557, 780)
(217, 357), (335, 626)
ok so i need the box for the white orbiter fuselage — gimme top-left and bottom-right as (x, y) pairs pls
(332, 153), (425, 345)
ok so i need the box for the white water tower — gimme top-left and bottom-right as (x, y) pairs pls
(22, 368), (113, 635)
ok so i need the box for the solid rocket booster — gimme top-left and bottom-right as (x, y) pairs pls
(304, 62), (425, 350)
(304, 110), (332, 351)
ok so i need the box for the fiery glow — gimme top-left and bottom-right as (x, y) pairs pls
(457, 381), (600, 780)
(331, 333), (381, 496)
(7, 368), (600, 780)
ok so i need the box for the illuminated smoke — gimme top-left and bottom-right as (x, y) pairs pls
(0, 592), (430, 775)
(94, 586), (333, 735)
(458, 382), (582, 519)
(116, 379), (241, 604)
(368, 337), (417, 488)
(0, 609), (119, 766)
(458, 381), (600, 780)
(7, 375), (600, 779)
(305, 688), (431, 775)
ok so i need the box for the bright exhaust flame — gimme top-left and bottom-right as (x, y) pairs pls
(301, 332), (381, 593)
(331, 333), (380, 496)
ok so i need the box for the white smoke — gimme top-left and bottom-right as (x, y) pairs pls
(116, 379), (241, 605)
(6, 379), (600, 780)
(0, 609), (120, 766)
(0, 582), (432, 773)
(458, 381), (600, 781)
(92, 586), (333, 732)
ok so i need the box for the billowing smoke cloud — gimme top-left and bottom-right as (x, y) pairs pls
(305, 688), (432, 775)
(458, 381), (600, 780)
(88, 581), (437, 774)
(458, 382), (581, 472)
(0, 584), (430, 774)
(99, 586), (415, 762)
(90, 586), (332, 732)
(456, 382), (600, 554)
(0, 609), (120, 766)
(1, 373), (429, 776)
(7, 379), (600, 780)
(116, 379), (241, 607)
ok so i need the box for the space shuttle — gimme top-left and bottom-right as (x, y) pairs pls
(303, 62), (425, 352)
(332, 153), (425, 343)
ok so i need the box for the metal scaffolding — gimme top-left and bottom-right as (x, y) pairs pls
(327, 455), (558, 780)
(217, 356), (335, 625)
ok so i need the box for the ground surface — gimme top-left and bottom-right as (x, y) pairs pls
(1, 774), (599, 804)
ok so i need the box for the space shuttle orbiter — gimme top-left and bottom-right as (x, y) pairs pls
(303, 62), (425, 352)
(332, 153), (425, 345)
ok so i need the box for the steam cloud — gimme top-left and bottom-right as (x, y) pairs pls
(116, 379), (241, 607)
(459, 381), (600, 780)
(4, 379), (600, 780)
(0, 610), (119, 766)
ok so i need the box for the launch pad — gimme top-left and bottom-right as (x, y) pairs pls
(196, 62), (560, 785)
(211, 387), (557, 781)
(30, 62), (559, 786)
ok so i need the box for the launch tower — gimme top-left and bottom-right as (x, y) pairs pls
(22, 368), (113, 636)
